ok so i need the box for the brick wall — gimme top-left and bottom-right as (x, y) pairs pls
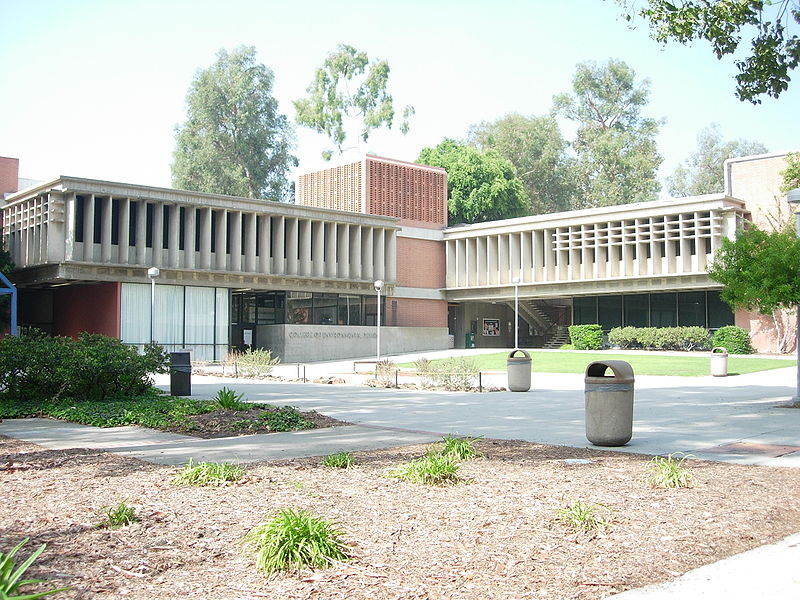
(0, 157), (19, 195)
(727, 153), (792, 229)
(296, 160), (364, 212)
(366, 156), (447, 228)
(396, 237), (445, 288)
(53, 282), (121, 338)
(390, 297), (447, 327)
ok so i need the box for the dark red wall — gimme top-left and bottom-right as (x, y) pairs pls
(53, 282), (120, 338)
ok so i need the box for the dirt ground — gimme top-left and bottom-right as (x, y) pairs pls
(3, 432), (800, 600)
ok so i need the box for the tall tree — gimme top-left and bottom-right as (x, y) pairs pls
(619, 0), (800, 103)
(708, 225), (800, 353)
(294, 44), (414, 160)
(417, 139), (528, 225)
(667, 124), (768, 197)
(781, 152), (800, 192)
(172, 46), (297, 200)
(554, 59), (663, 209)
(468, 113), (578, 215)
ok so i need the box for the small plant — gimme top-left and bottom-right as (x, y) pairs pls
(244, 508), (350, 574)
(172, 459), (245, 487)
(213, 387), (249, 411)
(387, 454), (460, 486)
(322, 452), (354, 469)
(260, 407), (313, 432)
(647, 453), (694, 489)
(429, 435), (482, 461)
(0, 538), (71, 599)
(555, 499), (611, 533)
(429, 356), (480, 390)
(227, 348), (282, 377)
(99, 500), (139, 529)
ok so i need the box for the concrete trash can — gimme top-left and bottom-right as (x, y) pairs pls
(584, 360), (634, 446)
(170, 351), (192, 396)
(507, 349), (532, 392)
(711, 347), (728, 377)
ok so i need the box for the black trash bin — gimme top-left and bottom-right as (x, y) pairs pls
(170, 351), (192, 396)
(584, 360), (634, 446)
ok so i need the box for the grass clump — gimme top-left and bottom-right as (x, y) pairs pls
(555, 499), (611, 533)
(172, 459), (245, 487)
(260, 407), (313, 432)
(0, 538), (71, 599)
(99, 500), (139, 529)
(387, 454), (460, 486)
(244, 508), (350, 574)
(647, 453), (694, 489)
(214, 387), (249, 411)
(428, 435), (482, 461)
(321, 452), (354, 469)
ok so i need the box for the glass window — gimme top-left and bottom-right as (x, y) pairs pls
(624, 295), (649, 327)
(598, 295), (623, 329)
(707, 290), (734, 329)
(231, 293), (241, 325)
(364, 295), (384, 326)
(313, 293), (338, 325)
(287, 291), (312, 324)
(242, 295), (256, 324)
(650, 293), (677, 327)
(256, 292), (283, 325)
(678, 292), (705, 327)
(573, 297), (597, 324)
(338, 295), (362, 325)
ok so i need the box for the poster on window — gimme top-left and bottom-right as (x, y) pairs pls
(482, 318), (500, 337)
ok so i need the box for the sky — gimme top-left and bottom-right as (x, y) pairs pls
(1, 0), (798, 196)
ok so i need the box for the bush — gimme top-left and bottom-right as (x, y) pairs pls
(226, 348), (281, 377)
(0, 329), (169, 403)
(568, 325), (603, 350)
(428, 357), (480, 390)
(607, 326), (711, 351)
(712, 326), (753, 354)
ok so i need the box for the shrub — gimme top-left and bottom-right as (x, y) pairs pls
(172, 459), (245, 487)
(375, 359), (396, 383)
(0, 538), (70, 599)
(568, 324), (603, 350)
(429, 356), (480, 390)
(99, 501), (139, 529)
(244, 509), (350, 573)
(555, 499), (611, 533)
(214, 387), (249, 411)
(226, 348), (281, 377)
(607, 326), (711, 351)
(712, 326), (753, 354)
(559, 343), (575, 350)
(387, 455), (460, 485)
(321, 452), (354, 469)
(647, 453), (694, 489)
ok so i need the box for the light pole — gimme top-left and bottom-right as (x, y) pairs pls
(787, 188), (800, 404)
(147, 267), (160, 344)
(374, 279), (384, 364)
(511, 276), (521, 349)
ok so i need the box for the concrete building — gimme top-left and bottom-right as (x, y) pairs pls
(0, 151), (794, 359)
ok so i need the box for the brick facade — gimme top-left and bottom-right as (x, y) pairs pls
(390, 297), (447, 328)
(0, 157), (19, 196)
(396, 237), (446, 289)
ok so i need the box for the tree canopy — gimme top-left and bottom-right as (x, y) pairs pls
(667, 123), (768, 197)
(172, 46), (297, 200)
(468, 113), (578, 215)
(417, 139), (528, 225)
(782, 152), (800, 192)
(294, 44), (413, 160)
(620, 0), (800, 103)
(554, 59), (663, 208)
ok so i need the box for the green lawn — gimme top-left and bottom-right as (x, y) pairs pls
(402, 351), (796, 377)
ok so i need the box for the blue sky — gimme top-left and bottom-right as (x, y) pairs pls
(1, 0), (798, 195)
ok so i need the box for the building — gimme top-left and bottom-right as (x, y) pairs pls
(0, 151), (794, 359)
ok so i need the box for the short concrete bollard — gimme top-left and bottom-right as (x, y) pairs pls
(507, 349), (532, 392)
(711, 347), (728, 377)
(584, 360), (634, 446)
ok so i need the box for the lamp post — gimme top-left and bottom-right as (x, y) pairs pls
(787, 188), (800, 403)
(147, 267), (160, 344)
(374, 279), (384, 364)
(511, 276), (521, 349)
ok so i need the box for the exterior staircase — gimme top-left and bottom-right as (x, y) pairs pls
(506, 300), (570, 348)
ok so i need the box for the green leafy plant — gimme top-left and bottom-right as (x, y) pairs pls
(387, 455), (460, 486)
(214, 387), (249, 411)
(555, 499), (611, 532)
(429, 435), (482, 461)
(559, 343), (575, 350)
(425, 356), (480, 390)
(568, 324), (604, 350)
(712, 326), (753, 355)
(244, 508), (350, 574)
(99, 500), (139, 529)
(172, 459), (245, 487)
(226, 348), (281, 377)
(647, 453), (694, 489)
(321, 452), (354, 469)
(259, 407), (313, 432)
(0, 538), (70, 599)
(608, 326), (712, 351)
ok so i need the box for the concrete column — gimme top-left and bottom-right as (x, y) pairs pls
(476, 237), (486, 286)
(118, 198), (130, 264)
(373, 227), (385, 281)
(325, 222), (337, 278)
(337, 224), (350, 278)
(184, 207), (196, 269)
(349, 225), (362, 279)
(580, 226), (592, 280)
(385, 228), (396, 283)
(285, 217), (298, 275)
(244, 212), (256, 272)
(100, 196), (112, 263)
(312, 220), (325, 277)
(452, 239), (464, 287)
(64, 192), (77, 261)
(152, 202), (164, 268)
(168, 204), (180, 267)
(258, 215), (271, 273)
(135, 200), (147, 265)
(679, 214), (692, 273)
(695, 211), (708, 271)
(361, 227), (373, 280)
(498, 234), (509, 284)
(299, 218), (312, 276)
(466, 237), (477, 287)
(199, 207), (212, 270)
(519, 232), (531, 283)
(214, 209), (227, 271)
(82, 194), (95, 261)
(272, 215), (285, 274)
(229, 210), (242, 272)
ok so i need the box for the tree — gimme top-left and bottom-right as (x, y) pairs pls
(781, 152), (800, 192)
(417, 139), (528, 225)
(667, 124), (768, 196)
(468, 113), (578, 215)
(554, 59), (663, 209)
(620, 0), (800, 103)
(294, 44), (413, 160)
(172, 46), (297, 200)
(708, 225), (800, 352)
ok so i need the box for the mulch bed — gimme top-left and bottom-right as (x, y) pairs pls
(2, 434), (800, 599)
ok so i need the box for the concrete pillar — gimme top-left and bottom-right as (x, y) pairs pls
(312, 220), (324, 277)
(152, 202), (164, 268)
(118, 198), (130, 264)
(285, 217), (298, 275)
(299, 218), (312, 276)
(100, 196), (112, 263)
(385, 228), (396, 283)
(244, 212), (256, 272)
(199, 207), (212, 270)
(373, 228), (385, 281)
(349, 225), (362, 279)
(325, 222), (337, 278)
(476, 237), (486, 285)
(361, 227), (373, 280)
(184, 207), (196, 269)
(229, 210), (242, 272)
(337, 224), (350, 278)
(498, 234), (509, 284)
(82, 194), (95, 261)
(168, 204), (180, 267)
(64, 192), (77, 261)
(214, 209), (227, 270)
(466, 237), (477, 287)
(272, 215), (285, 274)
(135, 200), (147, 265)
(258, 215), (271, 274)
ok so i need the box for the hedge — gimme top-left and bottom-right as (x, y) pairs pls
(712, 326), (753, 354)
(568, 324), (603, 350)
(607, 326), (712, 351)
